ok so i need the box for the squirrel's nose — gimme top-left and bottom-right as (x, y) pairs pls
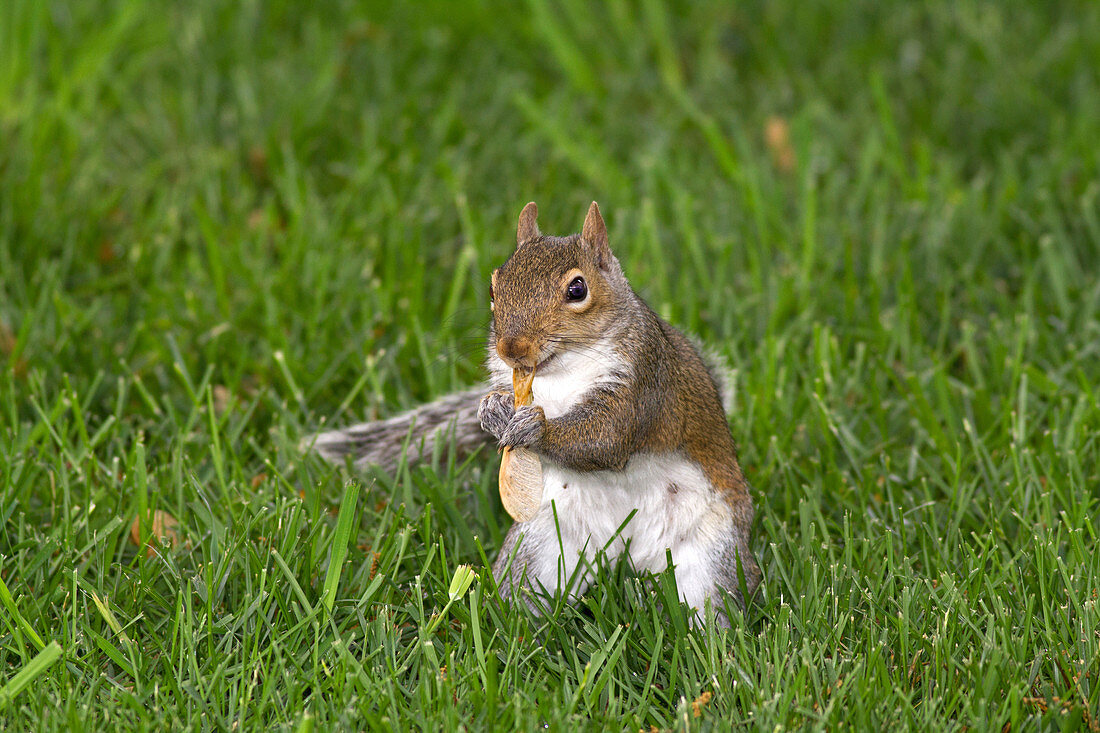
(496, 336), (537, 368)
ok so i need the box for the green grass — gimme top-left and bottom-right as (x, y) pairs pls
(2, 0), (1099, 729)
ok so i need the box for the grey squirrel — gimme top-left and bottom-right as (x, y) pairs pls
(312, 202), (761, 624)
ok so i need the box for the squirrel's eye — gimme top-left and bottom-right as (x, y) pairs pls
(566, 276), (587, 302)
(489, 283), (494, 302)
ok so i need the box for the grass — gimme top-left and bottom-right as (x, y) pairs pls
(1, 0), (1099, 728)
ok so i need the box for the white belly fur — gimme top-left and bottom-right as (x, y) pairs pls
(538, 452), (730, 574)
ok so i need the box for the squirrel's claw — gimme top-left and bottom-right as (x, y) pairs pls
(500, 405), (546, 450)
(478, 391), (514, 440)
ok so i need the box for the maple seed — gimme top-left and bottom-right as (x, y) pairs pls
(498, 366), (543, 522)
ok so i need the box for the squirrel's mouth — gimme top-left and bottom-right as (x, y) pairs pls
(534, 351), (558, 372)
(496, 350), (556, 372)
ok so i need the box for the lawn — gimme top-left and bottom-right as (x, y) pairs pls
(1, 0), (1098, 729)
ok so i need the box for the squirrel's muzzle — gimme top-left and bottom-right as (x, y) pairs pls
(496, 336), (538, 369)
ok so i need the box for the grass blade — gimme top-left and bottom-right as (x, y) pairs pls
(0, 641), (63, 710)
(320, 480), (360, 614)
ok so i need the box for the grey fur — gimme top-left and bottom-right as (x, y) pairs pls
(491, 524), (552, 614)
(710, 515), (761, 620)
(476, 391), (514, 440)
(308, 386), (490, 474)
(695, 339), (737, 414)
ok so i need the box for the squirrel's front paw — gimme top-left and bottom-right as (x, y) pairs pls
(501, 405), (546, 449)
(478, 391), (515, 439)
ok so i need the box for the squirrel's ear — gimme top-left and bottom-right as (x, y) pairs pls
(517, 202), (539, 245)
(581, 201), (611, 268)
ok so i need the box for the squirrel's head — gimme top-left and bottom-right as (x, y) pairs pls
(490, 201), (628, 371)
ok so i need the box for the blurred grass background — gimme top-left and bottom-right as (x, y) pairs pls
(1, 0), (1098, 729)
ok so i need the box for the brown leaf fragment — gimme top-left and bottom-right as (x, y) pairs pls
(98, 239), (116, 264)
(765, 116), (796, 173)
(0, 321), (14, 356)
(129, 510), (183, 557)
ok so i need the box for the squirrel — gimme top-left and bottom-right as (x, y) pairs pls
(311, 202), (761, 624)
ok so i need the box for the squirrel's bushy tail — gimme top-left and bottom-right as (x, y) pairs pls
(308, 348), (734, 473)
(309, 385), (492, 474)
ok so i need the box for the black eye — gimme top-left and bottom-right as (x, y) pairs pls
(566, 276), (587, 302)
(489, 283), (494, 302)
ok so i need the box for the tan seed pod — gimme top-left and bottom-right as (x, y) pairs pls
(498, 367), (543, 522)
